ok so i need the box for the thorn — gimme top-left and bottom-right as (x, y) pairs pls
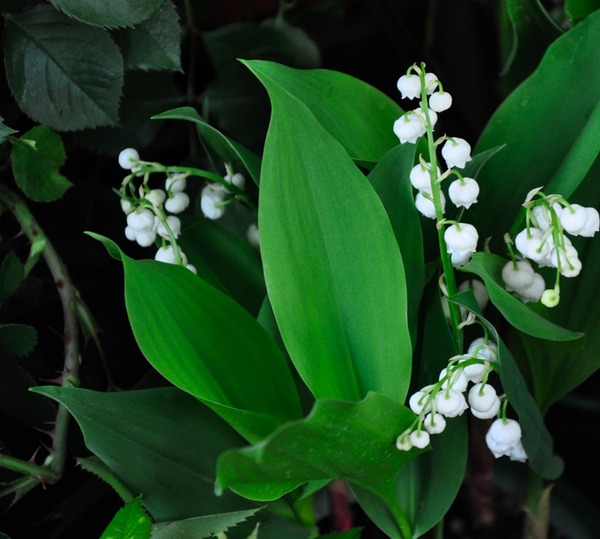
(28, 447), (41, 464)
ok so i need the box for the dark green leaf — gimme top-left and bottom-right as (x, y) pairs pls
(32, 386), (255, 521)
(90, 234), (301, 442)
(500, 0), (562, 92)
(50, 0), (165, 28)
(152, 107), (261, 185)
(0, 116), (17, 144)
(100, 498), (151, 539)
(10, 126), (70, 202)
(241, 59), (402, 166)
(475, 10), (600, 240)
(3, 4), (123, 131)
(178, 218), (265, 316)
(216, 392), (420, 538)
(151, 508), (263, 539)
(0, 324), (37, 356)
(0, 252), (24, 302)
(77, 456), (135, 503)
(318, 530), (363, 539)
(114, 1), (182, 71)
(565, 0), (600, 24)
(245, 59), (412, 402)
(461, 252), (583, 341)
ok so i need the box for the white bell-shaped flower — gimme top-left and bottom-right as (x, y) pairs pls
(144, 189), (166, 207)
(441, 138), (472, 169)
(393, 112), (426, 144)
(517, 272), (545, 303)
(531, 203), (562, 231)
(201, 192), (226, 220)
(450, 250), (473, 267)
(580, 207), (599, 237)
(485, 418), (522, 458)
(458, 279), (489, 312)
(471, 397), (501, 419)
(415, 191), (445, 219)
(429, 91), (452, 112)
(514, 228), (550, 263)
(127, 208), (155, 230)
(118, 148), (139, 170)
(156, 215), (182, 240)
(439, 367), (469, 393)
(423, 413), (446, 435)
(135, 229), (157, 247)
(468, 383), (498, 413)
(247, 223), (260, 248)
(501, 259), (534, 292)
(448, 177), (479, 209)
(468, 338), (498, 362)
(444, 223), (478, 254)
(124, 226), (137, 241)
(226, 172), (246, 190)
(424, 72), (438, 94)
(435, 389), (469, 417)
(155, 245), (179, 265)
(409, 390), (432, 415)
(396, 74), (421, 99)
(165, 173), (187, 193)
(414, 107), (438, 129)
(560, 204), (589, 235)
(396, 432), (413, 451)
(410, 430), (430, 449)
(549, 245), (581, 277)
(120, 198), (134, 215)
(508, 440), (528, 462)
(409, 163), (439, 191)
(165, 192), (190, 214)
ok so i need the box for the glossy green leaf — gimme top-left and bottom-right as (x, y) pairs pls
(475, 9), (600, 239)
(367, 145), (423, 343)
(0, 252), (24, 302)
(152, 107), (261, 185)
(500, 0), (562, 91)
(49, 0), (165, 28)
(32, 386), (255, 521)
(100, 498), (151, 539)
(245, 59), (411, 402)
(449, 291), (564, 480)
(3, 5), (123, 131)
(216, 392), (420, 539)
(90, 233), (301, 442)
(178, 218), (265, 316)
(10, 126), (70, 202)
(241, 60), (402, 166)
(115, 1), (182, 71)
(151, 508), (263, 539)
(461, 252), (583, 341)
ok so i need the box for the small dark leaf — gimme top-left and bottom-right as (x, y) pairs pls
(11, 126), (71, 202)
(114, 1), (182, 71)
(0, 116), (17, 144)
(0, 324), (37, 356)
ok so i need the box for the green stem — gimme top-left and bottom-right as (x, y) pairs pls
(418, 64), (462, 351)
(0, 184), (81, 488)
(0, 453), (59, 482)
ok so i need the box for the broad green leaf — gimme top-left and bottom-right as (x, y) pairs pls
(245, 59), (411, 402)
(178, 218), (265, 316)
(461, 252), (583, 341)
(449, 291), (564, 480)
(50, 0), (165, 28)
(10, 126), (70, 202)
(241, 60), (402, 166)
(367, 145), (423, 343)
(100, 498), (151, 539)
(152, 107), (261, 185)
(0, 116), (16, 144)
(216, 393), (420, 539)
(151, 508), (263, 539)
(0, 252), (24, 302)
(0, 324), (37, 356)
(33, 386), (255, 521)
(565, 0), (600, 24)
(475, 9), (600, 240)
(319, 530), (363, 539)
(3, 5), (123, 131)
(90, 233), (301, 442)
(115, 1), (182, 71)
(500, 0), (562, 92)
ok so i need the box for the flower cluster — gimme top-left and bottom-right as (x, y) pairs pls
(118, 148), (196, 274)
(396, 337), (527, 462)
(393, 64), (480, 267)
(502, 191), (599, 306)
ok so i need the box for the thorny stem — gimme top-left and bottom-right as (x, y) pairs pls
(0, 184), (80, 494)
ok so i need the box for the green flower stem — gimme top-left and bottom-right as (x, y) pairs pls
(0, 453), (59, 482)
(418, 64), (462, 350)
(0, 184), (81, 485)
